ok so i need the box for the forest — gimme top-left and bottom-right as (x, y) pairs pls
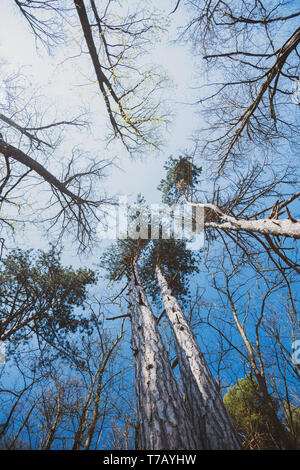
(0, 0), (299, 452)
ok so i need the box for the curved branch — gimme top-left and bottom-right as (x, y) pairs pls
(0, 138), (89, 205)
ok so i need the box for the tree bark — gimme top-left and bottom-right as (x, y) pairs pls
(43, 387), (61, 450)
(128, 259), (199, 449)
(206, 217), (300, 239)
(155, 265), (241, 450)
(186, 201), (300, 239)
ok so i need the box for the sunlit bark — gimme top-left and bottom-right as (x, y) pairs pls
(129, 259), (199, 449)
(156, 265), (241, 450)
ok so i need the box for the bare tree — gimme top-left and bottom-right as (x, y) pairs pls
(0, 65), (114, 250)
(180, 0), (300, 174)
(12, 0), (69, 51)
(12, 0), (169, 155)
(0, 297), (128, 450)
(194, 248), (299, 449)
(160, 155), (300, 273)
(73, 0), (169, 154)
(70, 308), (125, 450)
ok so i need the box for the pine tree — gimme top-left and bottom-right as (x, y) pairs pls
(140, 239), (241, 449)
(102, 240), (199, 449)
(224, 375), (295, 449)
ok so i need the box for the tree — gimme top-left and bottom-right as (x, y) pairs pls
(102, 240), (199, 449)
(0, 247), (96, 349)
(2, 0), (298, 451)
(284, 403), (300, 449)
(151, 150), (299, 449)
(224, 374), (286, 449)
(159, 155), (300, 273)
(158, 155), (202, 205)
(0, 370), (42, 448)
(73, 0), (169, 154)
(0, 62), (113, 250)
(180, 0), (300, 174)
(12, 0), (68, 51)
(12, 0), (169, 155)
(70, 308), (125, 450)
(171, 1), (300, 274)
(0, 297), (128, 450)
(139, 238), (240, 449)
(155, 263), (240, 449)
(1, 0), (171, 250)
(193, 245), (299, 449)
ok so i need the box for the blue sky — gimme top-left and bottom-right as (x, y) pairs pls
(0, 2), (299, 450)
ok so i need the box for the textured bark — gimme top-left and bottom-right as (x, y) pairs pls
(129, 259), (199, 450)
(186, 201), (300, 239)
(205, 217), (300, 239)
(43, 387), (61, 450)
(156, 265), (241, 450)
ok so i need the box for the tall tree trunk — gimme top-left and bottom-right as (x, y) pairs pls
(155, 265), (241, 450)
(72, 386), (94, 450)
(128, 259), (199, 449)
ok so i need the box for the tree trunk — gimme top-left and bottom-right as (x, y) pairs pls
(43, 393), (61, 450)
(155, 265), (241, 450)
(205, 217), (300, 239)
(255, 373), (294, 449)
(84, 326), (123, 450)
(186, 200), (300, 239)
(72, 379), (96, 450)
(227, 289), (295, 449)
(128, 259), (199, 449)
